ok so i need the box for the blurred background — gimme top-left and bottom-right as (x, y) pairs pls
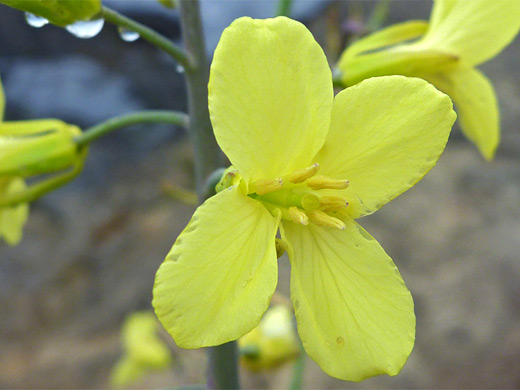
(0, 0), (519, 388)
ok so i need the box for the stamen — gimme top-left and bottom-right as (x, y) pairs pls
(288, 206), (309, 226)
(287, 163), (320, 184)
(251, 178), (283, 195)
(306, 175), (349, 190)
(308, 210), (346, 230)
(319, 196), (349, 211)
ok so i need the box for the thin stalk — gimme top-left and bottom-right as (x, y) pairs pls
(178, 0), (223, 201)
(289, 342), (306, 390)
(102, 6), (192, 70)
(74, 110), (188, 147)
(276, 0), (293, 17)
(0, 149), (87, 207)
(207, 341), (240, 390)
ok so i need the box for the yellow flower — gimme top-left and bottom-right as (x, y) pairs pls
(239, 305), (300, 371)
(153, 17), (456, 381)
(337, 0), (520, 160)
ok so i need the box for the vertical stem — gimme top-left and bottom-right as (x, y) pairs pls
(177, 1), (239, 389)
(178, 0), (222, 200)
(207, 341), (240, 390)
(276, 0), (293, 17)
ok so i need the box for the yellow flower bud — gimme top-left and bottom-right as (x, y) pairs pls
(0, 0), (102, 27)
(0, 178), (28, 246)
(0, 120), (81, 178)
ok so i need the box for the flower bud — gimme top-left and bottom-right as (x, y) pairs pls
(0, 178), (28, 246)
(0, 0), (102, 27)
(0, 119), (82, 178)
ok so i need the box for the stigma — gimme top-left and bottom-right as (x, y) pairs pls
(249, 163), (350, 230)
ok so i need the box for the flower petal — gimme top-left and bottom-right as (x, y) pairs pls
(153, 186), (280, 348)
(423, 0), (520, 66)
(425, 66), (499, 160)
(209, 17), (333, 183)
(280, 220), (415, 381)
(0, 178), (29, 246)
(315, 76), (456, 219)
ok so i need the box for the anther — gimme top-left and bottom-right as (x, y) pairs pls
(319, 196), (349, 211)
(308, 210), (346, 230)
(306, 175), (349, 190)
(287, 163), (320, 184)
(251, 178), (283, 195)
(288, 207), (309, 226)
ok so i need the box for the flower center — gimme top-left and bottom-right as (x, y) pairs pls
(249, 164), (349, 230)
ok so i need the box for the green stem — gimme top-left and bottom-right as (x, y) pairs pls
(74, 110), (189, 147)
(178, 0), (223, 201)
(289, 342), (306, 390)
(0, 149), (87, 207)
(276, 0), (293, 17)
(208, 341), (240, 390)
(102, 6), (192, 70)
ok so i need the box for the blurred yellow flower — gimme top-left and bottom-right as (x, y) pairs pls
(110, 311), (173, 388)
(337, 0), (520, 160)
(239, 305), (300, 371)
(153, 17), (456, 381)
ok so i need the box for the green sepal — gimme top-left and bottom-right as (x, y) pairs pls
(340, 47), (459, 86)
(0, 0), (102, 27)
(341, 20), (429, 61)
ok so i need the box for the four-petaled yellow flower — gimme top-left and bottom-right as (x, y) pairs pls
(153, 17), (456, 381)
(337, 0), (520, 160)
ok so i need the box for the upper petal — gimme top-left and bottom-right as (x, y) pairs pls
(315, 76), (456, 219)
(424, 66), (499, 160)
(280, 219), (415, 381)
(153, 186), (280, 348)
(423, 0), (520, 66)
(209, 17), (333, 183)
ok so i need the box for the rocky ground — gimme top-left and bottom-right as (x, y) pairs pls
(1, 1), (519, 388)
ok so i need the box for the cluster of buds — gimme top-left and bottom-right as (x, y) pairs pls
(0, 118), (86, 245)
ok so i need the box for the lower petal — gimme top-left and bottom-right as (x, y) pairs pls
(281, 220), (415, 381)
(153, 186), (280, 348)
